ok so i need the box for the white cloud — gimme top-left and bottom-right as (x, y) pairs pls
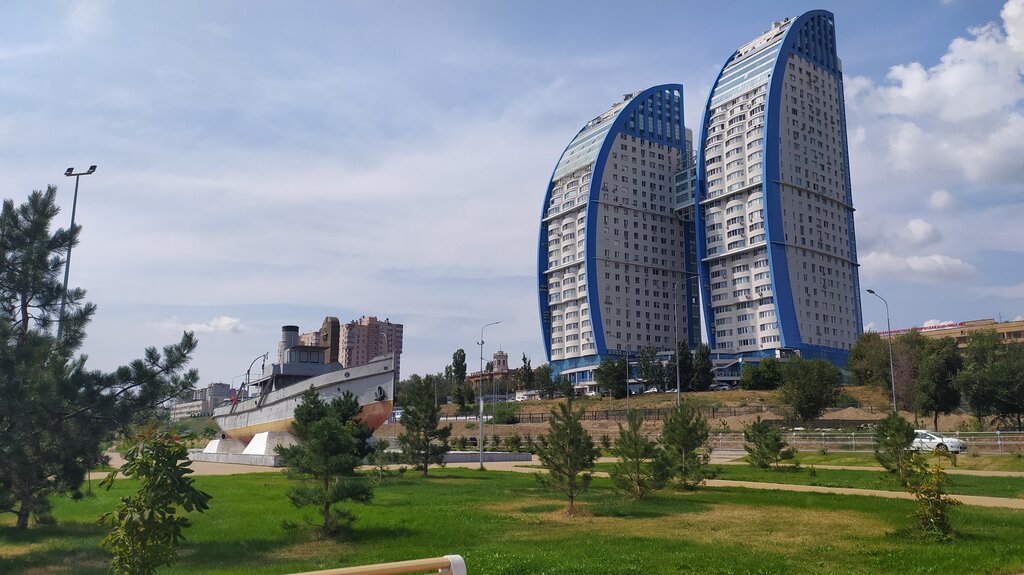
(864, 321), (877, 332)
(927, 190), (958, 212)
(922, 319), (955, 327)
(848, 0), (1024, 189)
(1014, 314), (1024, 321)
(899, 218), (943, 247)
(65, 0), (112, 38)
(149, 315), (246, 334)
(860, 251), (975, 282)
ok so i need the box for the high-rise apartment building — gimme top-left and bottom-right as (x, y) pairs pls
(696, 10), (862, 372)
(539, 85), (692, 384)
(338, 316), (403, 380)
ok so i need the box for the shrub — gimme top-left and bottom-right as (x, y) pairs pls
(492, 403), (520, 424)
(906, 453), (961, 540)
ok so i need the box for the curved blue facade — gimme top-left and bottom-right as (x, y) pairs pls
(697, 11), (861, 370)
(539, 85), (687, 381)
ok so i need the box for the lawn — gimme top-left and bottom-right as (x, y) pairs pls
(752, 451), (1024, 473)
(3, 469), (1024, 575)
(593, 462), (1023, 499)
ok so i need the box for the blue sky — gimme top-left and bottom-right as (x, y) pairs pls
(2, 0), (1021, 384)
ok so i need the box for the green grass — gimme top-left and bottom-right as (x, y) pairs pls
(2, 470), (1024, 574)
(595, 461), (1024, 499)
(757, 451), (1024, 473)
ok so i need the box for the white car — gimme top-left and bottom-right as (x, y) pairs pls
(911, 430), (967, 454)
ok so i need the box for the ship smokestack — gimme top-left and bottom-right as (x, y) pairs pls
(279, 325), (299, 363)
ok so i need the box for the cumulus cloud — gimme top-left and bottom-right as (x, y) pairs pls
(1015, 314), (1024, 321)
(149, 315), (246, 334)
(927, 189), (958, 211)
(860, 252), (975, 282)
(848, 0), (1024, 188)
(898, 218), (943, 247)
(922, 319), (955, 327)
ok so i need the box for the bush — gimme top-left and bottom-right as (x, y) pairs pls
(504, 433), (523, 452)
(492, 403), (519, 424)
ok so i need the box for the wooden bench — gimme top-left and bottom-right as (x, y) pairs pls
(287, 555), (467, 575)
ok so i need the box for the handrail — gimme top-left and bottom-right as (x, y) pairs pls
(288, 555), (467, 575)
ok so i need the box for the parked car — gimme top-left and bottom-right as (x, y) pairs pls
(584, 389), (599, 397)
(710, 383), (734, 391)
(911, 430), (967, 453)
(645, 387), (660, 394)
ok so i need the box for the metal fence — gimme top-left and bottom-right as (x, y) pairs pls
(510, 404), (876, 425)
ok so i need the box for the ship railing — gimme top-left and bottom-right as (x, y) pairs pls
(286, 554), (467, 575)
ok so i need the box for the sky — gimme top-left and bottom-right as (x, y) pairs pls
(2, 0), (1022, 386)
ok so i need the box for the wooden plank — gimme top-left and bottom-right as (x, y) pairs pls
(287, 556), (454, 575)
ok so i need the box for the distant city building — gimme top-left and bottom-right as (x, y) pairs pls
(468, 349), (510, 386)
(538, 85), (692, 385)
(886, 318), (1024, 347)
(696, 10), (862, 380)
(338, 316), (404, 380)
(169, 381), (239, 421)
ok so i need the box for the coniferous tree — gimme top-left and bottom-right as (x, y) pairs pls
(670, 341), (694, 392)
(276, 388), (373, 537)
(535, 399), (599, 516)
(743, 418), (791, 469)
(874, 412), (916, 485)
(0, 188), (198, 530)
(690, 343), (714, 391)
(397, 375), (452, 476)
(609, 410), (666, 500)
(658, 400), (712, 489)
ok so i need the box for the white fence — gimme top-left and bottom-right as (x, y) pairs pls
(707, 431), (1024, 455)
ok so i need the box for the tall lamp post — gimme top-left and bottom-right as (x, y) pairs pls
(478, 320), (500, 469)
(867, 289), (898, 413)
(57, 165), (97, 339)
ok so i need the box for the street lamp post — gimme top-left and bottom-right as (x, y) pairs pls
(478, 321), (500, 469)
(867, 289), (898, 413)
(57, 165), (97, 340)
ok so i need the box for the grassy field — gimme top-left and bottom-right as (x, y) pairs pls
(3, 470), (1024, 575)
(502, 461), (1023, 499)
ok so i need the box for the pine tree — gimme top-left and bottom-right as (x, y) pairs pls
(397, 375), (452, 477)
(535, 399), (599, 516)
(691, 343), (714, 391)
(0, 188), (198, 530)
(743, 418), (791, 469)
(658, 400), (712, 489)
(874, 412), (915, 484)
(276, 387), (373, 537)
(609, 410), (666, 500)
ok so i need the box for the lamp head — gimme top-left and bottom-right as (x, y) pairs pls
(867, 289), (876, 294)
(87, 165), (97, 174)
(64, 167), (74, 177)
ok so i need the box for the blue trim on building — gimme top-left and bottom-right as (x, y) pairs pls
(544, 85), (686, 380)
(695, 55), (733, 351)
(763, 10), (851, 353)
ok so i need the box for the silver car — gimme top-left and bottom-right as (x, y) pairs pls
(912, 430), (967, 453)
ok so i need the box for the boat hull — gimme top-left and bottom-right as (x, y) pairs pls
(213, 357), (394, 444)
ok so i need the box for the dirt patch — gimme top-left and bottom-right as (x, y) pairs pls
(824, 407), (886, 421)
(490, 496), (885, 551)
